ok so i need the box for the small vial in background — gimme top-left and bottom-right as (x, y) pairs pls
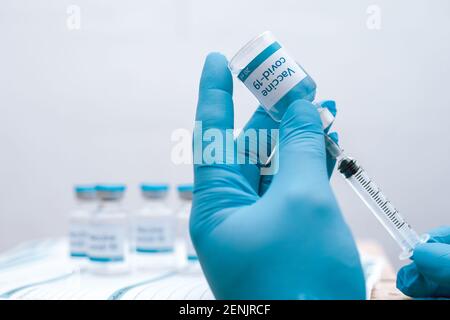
(229, 31), (316, 122)
(69, 185), (97, 268)
(88, 184), (129, 274)
(176, 184), (197, 262)
(132, 183), (175, 269)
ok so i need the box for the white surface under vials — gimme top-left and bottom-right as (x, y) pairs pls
(0, 239), (383, 300)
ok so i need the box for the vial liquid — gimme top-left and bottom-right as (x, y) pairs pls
(131, 184), (175, 269)
(69, 185), (97, 268)
(88, 184), (129, 274)
(176, 184), (197, 262)
(229, 31), (316, 122)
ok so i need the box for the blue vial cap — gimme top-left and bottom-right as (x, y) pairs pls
(96, 184), (126, 193)
(74, 185), (97, 194)
(140, 183), (169, 192)
(177, 184), (193, 193)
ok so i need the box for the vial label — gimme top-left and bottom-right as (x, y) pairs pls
(133, 216), (175, 253)
(88, 223), (126, 262)
(69, 223), (88, 257)
(238, 42), (307, 110)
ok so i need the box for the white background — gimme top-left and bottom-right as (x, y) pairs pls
(0, 0), (449, 267)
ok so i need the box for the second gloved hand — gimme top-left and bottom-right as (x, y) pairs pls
(190, 52), (366, 299)
(397, 226), (450, 298)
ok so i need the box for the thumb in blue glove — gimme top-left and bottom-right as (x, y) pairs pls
(397, 226), (450, 298)
(191, 52), (366, 299)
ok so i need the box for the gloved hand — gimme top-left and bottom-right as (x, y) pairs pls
(397, 226), (450, 298)
(191, 52), (366, 299)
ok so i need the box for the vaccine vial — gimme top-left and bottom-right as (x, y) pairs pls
(132, 184), (175, 269)
(69, 185), (97, 266)
(229, 31), (317, 122)
(88, 184), (129, 274)
(176, 184), (197, 262)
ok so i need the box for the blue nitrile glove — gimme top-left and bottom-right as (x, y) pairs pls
(397, 226), (450, 298)
(191, 52), (366, 299)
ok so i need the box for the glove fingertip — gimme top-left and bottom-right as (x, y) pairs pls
(425, 225), (450, 243)
(396, 266), (410, 293)
(395, 263), (429, 297)
(413, 243), (450, 269)
(317, 100), (337, 117)
(200, 52), (233, 93)
(282, 99), (323, 130)
(414, 242), (448, 257)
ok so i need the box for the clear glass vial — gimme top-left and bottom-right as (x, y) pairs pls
(229, 31), (317, 122)
(176, 184), (197, 262)
(69, 185), (97, 267)
(132, 183), (176, 269)
(88, 184), (129, 274)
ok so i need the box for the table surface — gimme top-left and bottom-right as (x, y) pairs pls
(0, 239), (408, 300)
(359, 241), (408, 300)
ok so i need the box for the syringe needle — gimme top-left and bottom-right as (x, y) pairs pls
(324, 134), (344, 159)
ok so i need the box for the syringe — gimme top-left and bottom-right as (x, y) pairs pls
(324, 135), (429, 259)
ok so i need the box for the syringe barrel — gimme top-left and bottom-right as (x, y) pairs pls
(337, 157), (428, 259)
